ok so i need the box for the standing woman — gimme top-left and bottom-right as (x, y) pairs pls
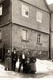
(5, 49), (11, 71)
(30, 53), (36, 74)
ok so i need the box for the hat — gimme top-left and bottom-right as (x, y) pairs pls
(13, 48), (16, 50)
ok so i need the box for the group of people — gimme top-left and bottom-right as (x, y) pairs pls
(5, 48), (36, 74)
(5, 48), (17, 71)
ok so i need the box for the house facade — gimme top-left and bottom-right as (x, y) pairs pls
(0, 0), (50, 60)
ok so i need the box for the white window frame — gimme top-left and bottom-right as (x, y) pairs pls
(22, 29), (27, 41)
(22, 4), (29, 18)
(36, 11), (42, 23)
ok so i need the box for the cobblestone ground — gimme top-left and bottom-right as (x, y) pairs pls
(0, 59), (53, 78)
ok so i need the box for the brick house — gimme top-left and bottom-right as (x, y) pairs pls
(0, 0), (50, 60)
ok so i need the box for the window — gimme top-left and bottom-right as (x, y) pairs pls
(37, 33), (41, 44)
(0, 5), (2, 16)
(22, 30), (27, 41)
(22, 4), (29, 18)
(36, 11), (42, 23)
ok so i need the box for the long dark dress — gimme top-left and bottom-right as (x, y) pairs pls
(5, 52), (11, 71)
(30, 57), (36, 73)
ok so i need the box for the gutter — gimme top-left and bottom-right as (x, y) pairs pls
(49, 12), (51, 59)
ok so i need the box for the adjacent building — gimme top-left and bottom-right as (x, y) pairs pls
(49, 4), (53, 59)
(0, 0), (50, 60)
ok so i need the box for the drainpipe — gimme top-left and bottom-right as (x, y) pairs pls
(49, 12), (51, 59)
(45, 0), (51, 59)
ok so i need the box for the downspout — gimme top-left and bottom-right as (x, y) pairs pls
(44, 0), (51, 59)
(49, 12), (51, 59)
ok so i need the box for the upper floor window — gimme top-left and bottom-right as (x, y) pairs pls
(22, 4), (29, 18)
(0, 5), (2, 16)
(36, 11), (42, 23)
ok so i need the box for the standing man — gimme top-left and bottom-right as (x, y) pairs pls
(12, 48), (17, 71)
(18, 50), (26, 73)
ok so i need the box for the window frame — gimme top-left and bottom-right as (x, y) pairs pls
(22, 4), (29, 18)
(36, 11), (42, 23)
(21, 29), (28, 42)
(37, 33), (42, 45)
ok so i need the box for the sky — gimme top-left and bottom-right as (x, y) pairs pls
(46, 0), (53, 5)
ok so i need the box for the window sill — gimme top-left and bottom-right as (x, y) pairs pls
(36, 42), (42, 45)
(21, 39), (29, 42)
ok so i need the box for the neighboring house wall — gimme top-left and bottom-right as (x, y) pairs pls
(50, 32), (53, 59)
(50, 13), (53, 59)
(0, 24), (12, 49)
(0, 0), (12, 49)
(0, 0), (12, 26)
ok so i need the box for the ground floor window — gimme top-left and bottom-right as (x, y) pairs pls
(37, 33), (41, 44)
(22, 29), (27, 41)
